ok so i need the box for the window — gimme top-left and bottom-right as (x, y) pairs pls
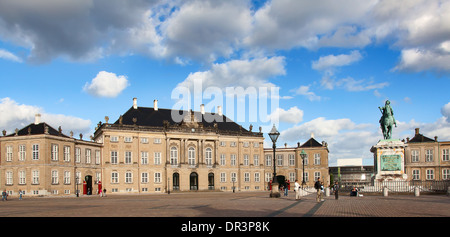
(19, 145), (26, 161)
(111, 172), (119, 183)
(230, 141), (236, 147)
(314, 153), (321, 165)
(254, 155), (259, 166)
(19, 170), (26, 184)
(243, 142), (249, 147)
(412, 169), (420, 180)
(154, 138), (161, 144)
(125, 172), (132, 183)
(141, 172), (148, 183)
(75, 147), (81, 163)
(264, 173), (272, 182)
(51, 144), (58, 161)
(52, 170), (58, 184)
(124, 137), (132, 143)
(289, 154), (295, 166)
(411, 150), (419, 162)
(277, 154), (283, 166)
(64, 146), (70, 162)
(6, 145), (12, 161)
(170, 147), (178, 165)
(188, 147), (196, 166)
(125, 151), (132, 164)
(32, 170), (39, 184)
(265, 155), (272, 166)
(244, 172), (250, 182)
(220, 141), (226, 147)
(111, 151), (118, 164)
(205, 148), (212, 166)
(426, 169), (434, 180)
(110, 136), (118, 142)
(220, 154), (226, 166)
(303, 154), (309, 165)
(31, 144), (40, 160)
(141, 151), (148, 165)
(244, 154), (249, 166)
(230, 173), (237, 183)
(314, 171), (321, 181)
(154, 152), (161, 165)
(230, 154), (236, 166)
(95, 150), (100, 164)
(64, 171), (71, 184)
(426, 149), (433, 162)
(220, 173), (226, 182)
(154, 173), (161, 183)
(289, 172), (296, 182)
(254, 172), (260, 182)
(443, 149), (449, 161)
(443, 169), (450, 180)
(86, 149), (91, 164)
(140, 137), (148, 144)
(6, 171), (13, 185)
(253, 142), (259, 148)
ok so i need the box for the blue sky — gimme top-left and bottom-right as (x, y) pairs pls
(1, 0), (449, 165)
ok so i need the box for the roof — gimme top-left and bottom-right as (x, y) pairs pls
(112, 106), (258, 135)
(300, 137), (324, 148)
(408, 133), (435, 143)
(5, 122), (70, 138)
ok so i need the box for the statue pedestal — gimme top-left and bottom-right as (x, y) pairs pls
(370, 139), (408, 181)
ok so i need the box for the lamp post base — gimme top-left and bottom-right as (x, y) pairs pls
(270, 182), (280, 198)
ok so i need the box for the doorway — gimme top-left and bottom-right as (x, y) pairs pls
(208, 173), (214, 190)
(190, 172), (198, 190)
(85, 175), (92, 195)
(173, 173), (180, 191)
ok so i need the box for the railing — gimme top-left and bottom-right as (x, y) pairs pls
(339, 180), (450, 194)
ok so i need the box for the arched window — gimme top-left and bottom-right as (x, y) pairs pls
(170, 147), (178, 165)
(188, 147), (196, 166)
(205, 147), (212, 166)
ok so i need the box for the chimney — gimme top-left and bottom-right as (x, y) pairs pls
(217, 106), (222, 116)
(154, 99), (158, 111)
(133, 98), (137, 109)
(415, 128), (420, 135)
(200, 104), (205, 114)
(435, 136), (438, 142)
(35, 114), (41, 125)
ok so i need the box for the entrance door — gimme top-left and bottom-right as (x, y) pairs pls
(85, 175), (92, 195)
(173, 173), (180, 191)
(208, 173), (214, 190)
(190, 172), (198, 190)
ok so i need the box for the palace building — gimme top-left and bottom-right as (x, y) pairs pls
(0, 98), (330, 196)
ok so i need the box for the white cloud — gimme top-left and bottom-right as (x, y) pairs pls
(83, 71), (129, 98)
(177, 57), (286, 90)
(0, 49), (23, 62)
(312, 50), (363, 71)
(267, 106), (304, 124)
(441, 102), (450, 122)
(321, 77), (389, 92)
(293, 85), (322, 101)
(394, 48), (450, 73)
(0, 97), (91, 135)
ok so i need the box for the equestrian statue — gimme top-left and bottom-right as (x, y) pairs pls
(378, 100), (397, 140)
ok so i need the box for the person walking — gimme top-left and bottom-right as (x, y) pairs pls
(294, 179), (301, 200)
(2, 190), (7, 201)
(333, 181), (339, 200)
(19, 189), (23, 200)
(314, 178), (323, 202)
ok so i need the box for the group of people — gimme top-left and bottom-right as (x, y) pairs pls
(292, 178), (343, 202)
(2, 189), (24, 201)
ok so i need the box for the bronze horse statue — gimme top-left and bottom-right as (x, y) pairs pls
(379, 100), (397, 140)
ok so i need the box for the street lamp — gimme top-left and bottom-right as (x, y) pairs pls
(300, 149), (307, 189)
(268, 124), (280, 198)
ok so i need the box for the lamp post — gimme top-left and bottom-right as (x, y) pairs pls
(300, 149), (307, 189)
(268, 124), (280, 198)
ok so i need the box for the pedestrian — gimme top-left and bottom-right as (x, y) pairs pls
(284, 182), (288, 197)
(19, 189), (23, 200)
(333, 181), (339, 200)
(103, 188), (107, 197)
(2, 190), (7, 201)
(314, 178), (323, 202)
(294, 179), (301, 200)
